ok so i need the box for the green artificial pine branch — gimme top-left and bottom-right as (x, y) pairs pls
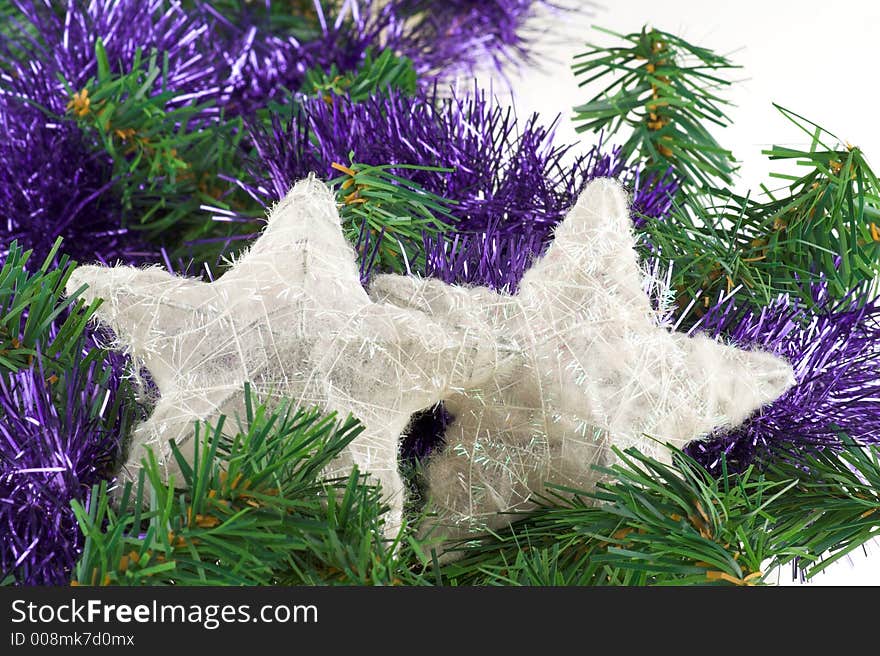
(755, 104), (880, 300)
(58, 39), (250, 261)
(302, 48), (418, 103)
(639, 105), (880, 311)
(0, 239), (100, 375)
(762, 435), (880, 578)
(438, 440), (880, 586)
(328, 158), (455, 274)
(71, 385), (431, 586)
(72, 387), (880, 586)
(638, 189), (780, 315)
(572, 25), (739, 189)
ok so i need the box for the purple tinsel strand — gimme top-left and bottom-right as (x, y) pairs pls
(194, 0), (560, 118)
(423, 224), (549, 293)
(243, 89), (676, 246)
(0, 57), (150, 266)
(685, 283), (880, 473)
(0, 338), (130, 586)
(422, 139), (678, 292)
(385, 0), (561, 83)
(193, 0), (387, 117)
(0, 0), (222, 265)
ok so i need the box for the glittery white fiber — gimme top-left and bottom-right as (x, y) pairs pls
(67, 176), (503, 534)
(370, 178), (796, 542)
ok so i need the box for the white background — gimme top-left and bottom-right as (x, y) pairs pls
(477, 0), (880, 585)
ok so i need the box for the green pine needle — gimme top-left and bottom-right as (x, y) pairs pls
(329, 158), (455, 274)
(438, 440), (880, 586)
(639, 104), (880, 311)
(572, 25), (739, 189)
(0, 239), (100, 376)
(302, 48), (418, 103)
(755, 104), (880, 300)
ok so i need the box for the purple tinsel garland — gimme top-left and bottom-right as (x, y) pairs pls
(686, 283), (880, 473)
(242, 89), (677, 255)
(0, 0), (562, 267)
(423, 142), (678, 292)
(0, 339), (131, 585)
(2, 1), (222, 105)
(0, 0), (224, 266)
(195, 0), (558, 117)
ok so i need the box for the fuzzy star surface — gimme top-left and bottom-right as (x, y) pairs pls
(371, 178), (795, 541)
(67, 176), (501, 532)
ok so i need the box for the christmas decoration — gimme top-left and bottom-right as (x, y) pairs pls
(0, 0), (878, 588)
(373, 179), (794, 541)
(67, 177), (502, 533)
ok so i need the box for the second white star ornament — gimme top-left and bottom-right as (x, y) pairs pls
(371, 178), (796, 541)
